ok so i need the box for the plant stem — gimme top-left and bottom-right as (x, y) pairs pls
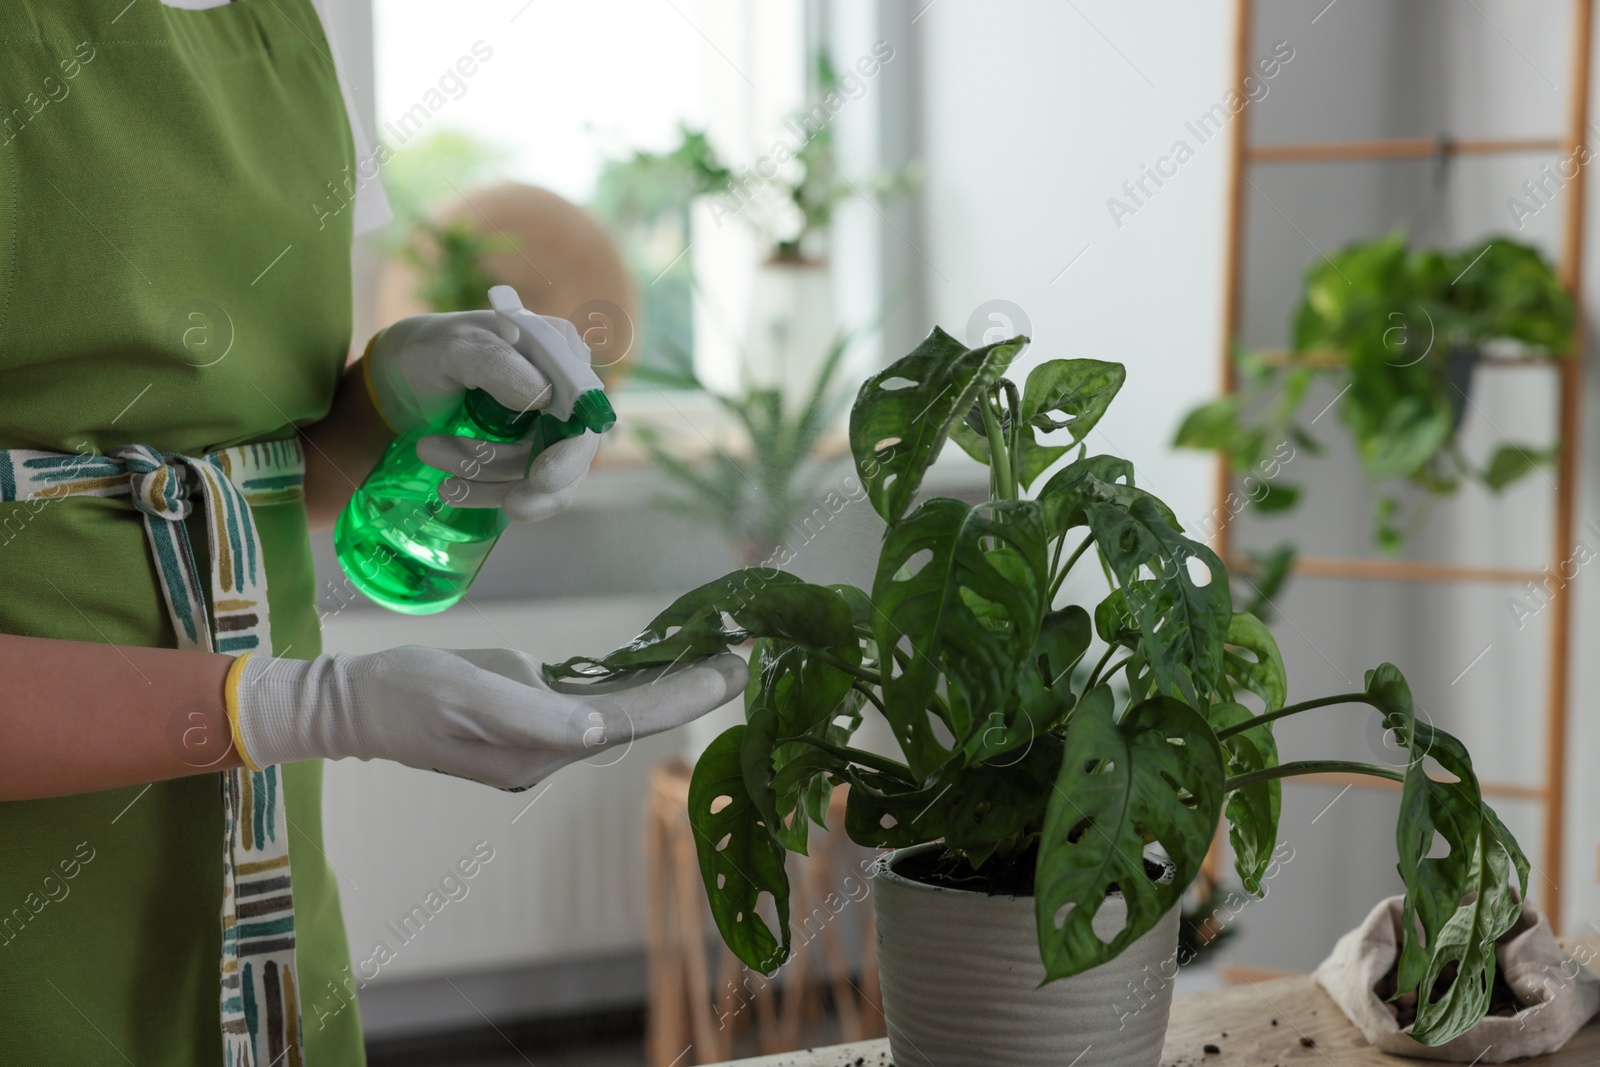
(1224, 759), (1404, 793)
(779, 734), (916, 783)
(1213, 692), (1373, 741)
(851, 680), (887, 715)
(1002, 379), (1023, 497)
(981, 395), (1014, 501)
(805, 647), (883, 688)
(1084, 641), (1122, 692)
(1050, 535), (1096, 600)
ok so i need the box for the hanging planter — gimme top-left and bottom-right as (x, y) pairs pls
(1175, 233), (1571, 555)
(1443, 343), (1480, 434)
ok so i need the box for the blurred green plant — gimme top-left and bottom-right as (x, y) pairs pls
(592, 52), (919, 265)
(382, 129), (512, 234)
(379, 130), (515, 314)
(403, 222), (508, 314)
(590, 126), (729, 379)
(631, 336), (853, 568)
(1176, 233), (1570, 558)
(592, 126), (733, 232)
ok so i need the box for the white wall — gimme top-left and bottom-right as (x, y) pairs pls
(916, 0), (1229, 540)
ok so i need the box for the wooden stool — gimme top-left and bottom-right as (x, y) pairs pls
(645, 760), (884, 1066)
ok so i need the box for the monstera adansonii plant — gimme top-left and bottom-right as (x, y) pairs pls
(544, 327), (1528, 1046)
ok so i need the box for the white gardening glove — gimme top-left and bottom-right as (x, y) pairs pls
(226, 647), (747, 791)
(417, 431), (597, 524)
(363, 310), (601, 523)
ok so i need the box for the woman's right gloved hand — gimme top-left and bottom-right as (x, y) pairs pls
(225, 647), (747, 791)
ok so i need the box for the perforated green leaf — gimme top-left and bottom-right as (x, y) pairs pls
(1210, 702), (1280, 895)
(840, 768), (947, 849)
(871, 497), (1050, 779)
(543, 570), (852, 681)
(1407, 825), (1521, 1045)
(850, 327), (1026, 522)
(688, 726), (791, 974)
(1086, 489), (1231, 701)
(1366, 665), (1485, 994)
(1222, 612), (1287, 711)
(942, 737), (1063, 868)
(1035, 692), (1225, 980)
(1021, 359), (1126, 442)
(742, 640), (860, 855)
(1041, 454), (1136, 538)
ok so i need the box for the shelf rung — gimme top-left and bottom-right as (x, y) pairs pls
(1247, 135), (1565, 163)
(1291, 771), (1545, 803)
(1231, 555), (1545, 585)
(1249, 347), (1560, 370)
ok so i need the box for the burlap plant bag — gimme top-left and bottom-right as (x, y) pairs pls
(1314, 896), (1599, 1061)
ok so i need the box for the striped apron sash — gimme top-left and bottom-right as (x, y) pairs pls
(0, 439), (309, 1067)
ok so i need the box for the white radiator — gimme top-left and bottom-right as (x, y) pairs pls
(317, 595), (746, 986)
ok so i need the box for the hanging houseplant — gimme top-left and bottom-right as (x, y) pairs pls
(545, 327), (1531, 1067)
(1175, 232), (1571, 558)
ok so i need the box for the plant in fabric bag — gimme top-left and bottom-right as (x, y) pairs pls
(544, 327), (1529, 1046)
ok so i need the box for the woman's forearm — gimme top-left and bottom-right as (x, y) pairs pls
(301, 353), (394, 530)
(0, 633), (242, 800)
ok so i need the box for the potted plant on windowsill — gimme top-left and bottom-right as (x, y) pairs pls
(546, 328), (1529, 1067)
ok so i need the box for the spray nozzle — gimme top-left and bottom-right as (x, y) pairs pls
(488, 285), (613, 432)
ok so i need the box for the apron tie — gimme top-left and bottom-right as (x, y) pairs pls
(114, 442), (197, 522)
(0, 439), (310, 1067)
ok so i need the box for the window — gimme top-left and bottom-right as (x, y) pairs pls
(370, 1), (811, 390)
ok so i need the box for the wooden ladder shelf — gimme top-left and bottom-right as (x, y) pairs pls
(1212, 0), (1594, 931)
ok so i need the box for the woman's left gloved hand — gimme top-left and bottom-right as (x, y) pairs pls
(227, 646), (748, 792)
(361, 310), (600, 522)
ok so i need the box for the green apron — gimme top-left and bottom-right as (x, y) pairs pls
(0, 1), (364, 1063)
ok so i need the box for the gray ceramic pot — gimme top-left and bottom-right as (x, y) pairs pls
(872, 843), (1180, 1067)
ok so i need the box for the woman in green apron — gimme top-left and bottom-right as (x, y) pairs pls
(0, 4), (744, 1065)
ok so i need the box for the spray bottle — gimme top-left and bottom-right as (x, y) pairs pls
(335, 285), (616, 614)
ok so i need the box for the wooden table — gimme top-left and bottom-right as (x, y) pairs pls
(707, 936), (1600, 1066)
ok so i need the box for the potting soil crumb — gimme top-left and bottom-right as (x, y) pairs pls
(1203, 1044), (1221, 1054)
(1270, 1018), (1278, 1026)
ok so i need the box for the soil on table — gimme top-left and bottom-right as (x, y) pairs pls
(893, 844), (1169, 897)
(1374, 957), (1527, 1028)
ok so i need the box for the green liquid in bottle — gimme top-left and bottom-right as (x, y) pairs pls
(335, 389), (536, 615)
